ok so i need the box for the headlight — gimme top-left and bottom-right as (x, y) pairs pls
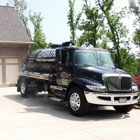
(132, 85), (139, 92)
(86, 85), (106, 92)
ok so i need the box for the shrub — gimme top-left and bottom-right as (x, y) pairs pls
(136, 92), (140, 106)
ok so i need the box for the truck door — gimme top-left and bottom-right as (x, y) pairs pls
(56, 49), (72, 86)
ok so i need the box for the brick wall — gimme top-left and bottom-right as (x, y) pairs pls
(0, 44), (29, 68)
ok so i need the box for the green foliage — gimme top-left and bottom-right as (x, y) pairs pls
(133, 29), (140, 47)
(129, 0), (140, 73)
(67, 0), (82, 43)
(137, 100), (140, 106)
(47, 42), (52, 48)
(129, 0), (140, 26)
(137, 97), (140, 106)
(119, 48), (139, 75)
(29, 12), (47, 52)
(136, 92), (140, 106)
(97, 0), (129, 69)
(78, 0), (105, 47)
(129, 0), (140, 48)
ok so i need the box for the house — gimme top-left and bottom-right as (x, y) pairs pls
(0, 6), (34, 87)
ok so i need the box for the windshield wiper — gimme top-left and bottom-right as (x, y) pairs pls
(83, 64), (93, 67)
(75, 64), (93, 67)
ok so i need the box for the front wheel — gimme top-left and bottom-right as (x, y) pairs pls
(67, 87), (89, 117)
(113, 104), (134, 113)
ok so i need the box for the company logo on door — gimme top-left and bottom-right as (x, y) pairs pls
(60, 72), (68, 78)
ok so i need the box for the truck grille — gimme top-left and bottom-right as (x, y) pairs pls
(103, 74), (132, 91)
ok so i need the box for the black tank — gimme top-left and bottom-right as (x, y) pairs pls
(24, 48), (56, 73)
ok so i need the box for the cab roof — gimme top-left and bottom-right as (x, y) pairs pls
(51, 41), (109, 52)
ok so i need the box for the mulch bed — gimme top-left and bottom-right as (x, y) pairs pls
(133, 105), (140, 109)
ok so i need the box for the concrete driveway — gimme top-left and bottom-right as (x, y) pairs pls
(0, 87), (140, 140)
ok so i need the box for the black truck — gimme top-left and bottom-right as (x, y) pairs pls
(16, 41), (139, 116)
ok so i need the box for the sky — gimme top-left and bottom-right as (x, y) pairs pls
(0, 0), (137, 52)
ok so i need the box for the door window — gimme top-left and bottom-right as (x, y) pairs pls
(61, 50), (69, 66)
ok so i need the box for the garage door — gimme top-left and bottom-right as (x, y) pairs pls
(0, 57), (20, 87)
(0, 58), (2, 85)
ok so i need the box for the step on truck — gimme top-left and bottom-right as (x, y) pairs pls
(16, 41), (139, 116)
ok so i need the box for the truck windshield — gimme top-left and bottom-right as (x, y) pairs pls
(74, 50), (115, 68)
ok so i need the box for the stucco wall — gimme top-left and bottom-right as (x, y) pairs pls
(0, 44), (29, 68)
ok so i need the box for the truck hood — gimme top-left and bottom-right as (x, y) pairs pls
(76, 66), (127, 75)
(74, 66), (129, 84)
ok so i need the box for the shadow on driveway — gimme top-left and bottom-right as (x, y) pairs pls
(4, 93), (130, 121)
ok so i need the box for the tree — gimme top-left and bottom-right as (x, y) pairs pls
(133, 29), (140, 47)
(129, 0), (140, 48)
(7, 0), (47, 52)
(119, 47), (138, 75)
(128, 0), (140, 73)
(78, 0), (107, 47)
(67, 0), (82, 44)
(29, 12), (47, 52)
(6, 0), (31, 39)
(97, 0), (129, 69)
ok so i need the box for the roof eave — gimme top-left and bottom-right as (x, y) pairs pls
(0, 41), (35, 44)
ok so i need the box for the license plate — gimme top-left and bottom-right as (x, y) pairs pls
(119, 98), (127, 103)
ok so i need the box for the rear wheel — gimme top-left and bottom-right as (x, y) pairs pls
(20, 79), (29, 98)
(67, 87), (89, 117)
(113, 104), (134, 113)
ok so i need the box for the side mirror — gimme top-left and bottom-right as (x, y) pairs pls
(56, 49), (61, 65)
(115, 53), (119, 68)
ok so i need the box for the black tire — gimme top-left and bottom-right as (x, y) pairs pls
(113, 104), (134, 113)
(67, 87), (89, 117)
(20, 79), (29, 98)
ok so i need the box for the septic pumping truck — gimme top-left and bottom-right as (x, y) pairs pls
(16, 41), (139, 116)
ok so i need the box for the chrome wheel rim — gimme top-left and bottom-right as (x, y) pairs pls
(21, 82), (25, 94)
(70, 93), (80, 111)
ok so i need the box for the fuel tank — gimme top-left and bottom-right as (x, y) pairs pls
(24, 48), (56, 73)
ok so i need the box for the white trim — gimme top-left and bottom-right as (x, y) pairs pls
(84, 91), (139, 105)
(0, 41), (34, 44)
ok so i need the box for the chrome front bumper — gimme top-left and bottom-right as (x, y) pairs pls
(84, 91), (139, 106)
